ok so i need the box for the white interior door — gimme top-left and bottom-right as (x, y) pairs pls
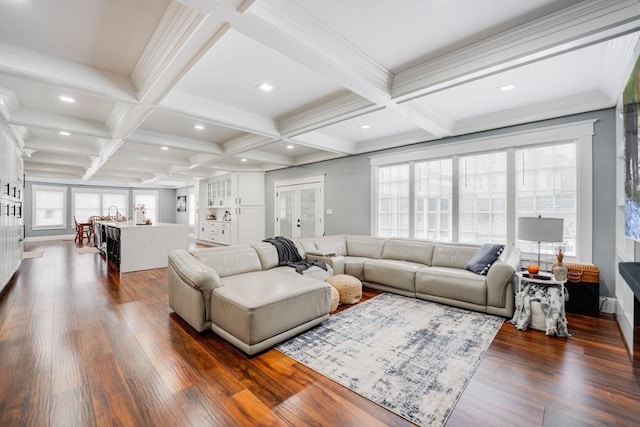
(276, 182), (324, 238)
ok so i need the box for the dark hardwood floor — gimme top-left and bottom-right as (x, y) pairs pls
(1, 239), (639, 426)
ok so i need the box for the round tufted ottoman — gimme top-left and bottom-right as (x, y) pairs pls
(327, 274), (362, 304)
(329, 286), (339, 313)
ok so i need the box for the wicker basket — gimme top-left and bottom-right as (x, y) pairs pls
(326, 274), (362, 304)
(559, 263), (599, 283)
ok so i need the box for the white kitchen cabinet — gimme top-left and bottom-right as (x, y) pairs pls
(217, 222), (231, 245)
(230, 206), (265, 245)
(198, 221), (208, 241)
(207, 172), (264, 208)
(0, 119), (24, 292)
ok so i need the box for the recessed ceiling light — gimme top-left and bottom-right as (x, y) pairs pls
(240, 158), (248, 162)
(360, 124), (371, 129)
(286, 145), (294, 150)
(161, 146), (169, 150)
(193, 124), (205, 130)
(59, 131), (70, 136)
(257, 82), (274, 92)
(499, 84), (515, 92)
(59, 95), (75, 103)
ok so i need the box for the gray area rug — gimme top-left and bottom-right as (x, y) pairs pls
(277, 293), (504, 426)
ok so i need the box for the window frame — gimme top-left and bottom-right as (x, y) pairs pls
(71, 188), (129, 222)
(370, 120), (594, 263)
(133, 190), (159, 225)
(31, 184), (68, 230)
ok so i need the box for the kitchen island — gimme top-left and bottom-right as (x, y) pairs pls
(94, 221), (188, 273)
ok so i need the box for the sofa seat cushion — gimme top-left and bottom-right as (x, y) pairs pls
(273, 264), (333, 281)
(213, 270), (331, 346)
(363, 259), (417, 293)
(415, 266), (487, 305)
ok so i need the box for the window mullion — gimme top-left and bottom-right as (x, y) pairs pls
(408, 161), (415, 239)
(506, 148), (516, 245)
(452, 155), (459, 242)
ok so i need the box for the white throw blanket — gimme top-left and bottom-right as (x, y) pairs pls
(510, 283), (570, 337)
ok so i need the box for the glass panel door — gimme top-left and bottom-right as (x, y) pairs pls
(277, 187), (294, 238)
(275, 182), (324, 238)
(299, 186), (317, 238)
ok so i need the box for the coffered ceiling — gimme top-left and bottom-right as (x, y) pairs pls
(0, 0), (639, 188)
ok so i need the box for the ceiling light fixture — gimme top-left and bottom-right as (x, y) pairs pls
(499, 83), (515, 92)
(193, 124), (205, 130)
(286, 145), (294, 150)
(161, 146), (169, 150)
(360, 124), (371, 129)
(257, 82), (274, 92)
(240, 158), (248, 162)
(59, 95), (75, 103)
(59, 131), (70, 136)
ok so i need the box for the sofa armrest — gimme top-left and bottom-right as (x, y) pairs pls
(485, 260), (516, 308)
(306, 249), (337, 257)
(168, 249), (221, 292)
(306, 254), (345, 275)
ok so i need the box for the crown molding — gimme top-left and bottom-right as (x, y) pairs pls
(392, 0), (640, 101)
(279, 91), (379, 138)
(601, 32), (640, 104)
(453, 91), (610, 136)
(131, 1), (206, 99)
(240, 149), (296, 167)
(293, 151), (345, 167)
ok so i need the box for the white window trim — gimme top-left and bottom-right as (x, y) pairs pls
(71, 188), (129, 221)
(370, 120), (595, 263)
(31, 184), (68, 230)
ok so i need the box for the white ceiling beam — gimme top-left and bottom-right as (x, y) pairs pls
(223, 133), (277, 156)
(23, 138), (101, 156)
(392, 0), (640, 101)
(82, 138), (124, 181)
(293, 151), (345, 166)
(354, 129), (438, 155)
(158, 92), (280, 137)
(24, 162), (85, 176)
(10, 108), (112, 139)
(286, 133), (356, 155)
(279, 91), (380, 138)
(127, 129), (224, 155)
(240, 149), (296, 167)
(0, 42), (138, 103)
(27, 153), (90, 167)
(600, 32), (640, 104)
(93, 169), (154, 181)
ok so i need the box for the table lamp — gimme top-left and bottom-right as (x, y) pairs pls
(517, 216), (564, 272)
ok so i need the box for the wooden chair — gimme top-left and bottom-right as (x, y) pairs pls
(74, 217), (91, 242)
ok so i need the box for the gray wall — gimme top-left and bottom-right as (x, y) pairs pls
(175, 185), (193, 227)
(24, 181), (177, 239)
(266, 108), (617, 296)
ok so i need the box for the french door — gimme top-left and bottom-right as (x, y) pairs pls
(275, 181), (324, 239)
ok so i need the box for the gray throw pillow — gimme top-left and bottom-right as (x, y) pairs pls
(465, 244), (505, 275)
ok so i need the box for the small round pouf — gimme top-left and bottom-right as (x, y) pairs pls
(327, 274), (362, 304)
(329, 286), (339, 313)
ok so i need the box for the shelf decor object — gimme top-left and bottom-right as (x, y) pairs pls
(517, 216), (564, 271)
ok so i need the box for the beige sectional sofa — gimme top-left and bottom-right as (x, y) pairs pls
(168, 235), (520, 355)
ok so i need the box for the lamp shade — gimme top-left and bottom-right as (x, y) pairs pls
(517, 216), (564, 243)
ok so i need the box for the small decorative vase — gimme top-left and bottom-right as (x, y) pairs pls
(553, 263), (568, 281)
(135, 210), (145, 224)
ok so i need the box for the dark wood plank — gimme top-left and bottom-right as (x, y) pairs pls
(0, 239), (638, 426)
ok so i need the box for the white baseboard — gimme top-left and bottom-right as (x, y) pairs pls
(615, 299), (633, 354)
(24, 234), (75, 242)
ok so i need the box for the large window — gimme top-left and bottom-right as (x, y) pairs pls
(188, 189), (195, 226)
(370, 120), (594, 262)
(459, 152), (507, 244)
(415, 159), (452, 241)
(516, 142), (577, 256)
(72, 189), (128, 222)
(134, 191), (158, 225)
(377, 164), (409, 237)
(32, 185), (67, 229)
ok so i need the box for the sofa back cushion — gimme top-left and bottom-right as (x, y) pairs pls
(314, 235), (348, 256)
(383, 239), (435, 266)
(292, 238), (316, 259)
(250, 242), (280, 270)
(346, 235), (386, 259)
(432, 244), (479, 269)
(190, 245), (262, 277)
